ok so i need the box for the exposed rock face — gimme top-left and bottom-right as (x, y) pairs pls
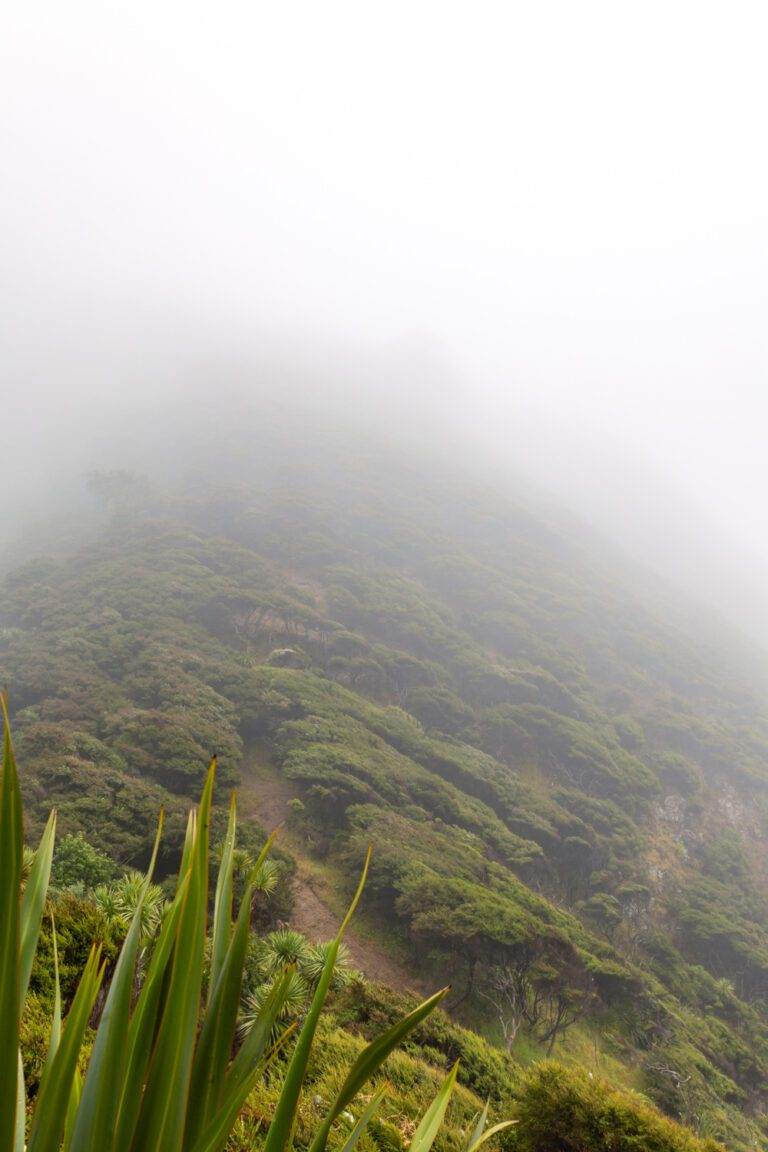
(659, 794), (686, 827)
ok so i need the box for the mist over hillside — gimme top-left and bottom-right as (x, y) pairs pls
(5, 416), (768, 1148)
(6, 334), (768, 654)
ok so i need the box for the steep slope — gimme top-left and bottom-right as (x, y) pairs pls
(4, 423), (768, 1147)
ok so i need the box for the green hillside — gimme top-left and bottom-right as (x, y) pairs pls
(4, 422), (768, 1148)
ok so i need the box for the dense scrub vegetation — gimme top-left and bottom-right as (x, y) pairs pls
(4, 706), (721, 1152)
(6, 703), (497, 1151)
(4, 423), (768, 1146)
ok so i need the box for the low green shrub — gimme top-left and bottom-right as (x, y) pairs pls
(513, 1062), (722, 1152)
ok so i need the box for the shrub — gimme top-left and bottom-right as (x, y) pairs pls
(513, 1062), (722, 1152)
(50, 831), (115, 891)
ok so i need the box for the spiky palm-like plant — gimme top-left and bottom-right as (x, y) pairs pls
(240, 968), (311, 1036)
(1, 698), (514, 1152)
(304, 940), (355, 989)
(240, 934), (355, 1039)
(259, 928), (315, 976)
(252, 857), (280, 896)
(92, 882), (127, 927)
(110, 869), (167, 937)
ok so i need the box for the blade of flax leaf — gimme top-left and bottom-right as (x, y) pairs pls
(468, 1100), (490, 1152)
(63, 1069), (82, 1152)
(1, 697), (23, 1152)
(186, 973), (298, 1152)
(209, 792), (237, 1002)
(185, 879), (255, 1141)
(466, 1121), (518, 1152)
(113, 871), (191, 1152)
(262, 846), (372, 1152)
(339, 1084), (389, 1152)
(27, 946), (105, 1152)
(131, 758), (216, 1152)
(68, 812), (164, 1152)
(41, 913), (62, 1085)
(39, 911), (83, 1152)
(409, 1063), (459, 1152)
(188, 1035), (295, 1152)
(14, 1049), (25, 1152)
(222, 967), (296, 1100)
(20, 809), (56, 1003)
(308, 986), (450, 1152)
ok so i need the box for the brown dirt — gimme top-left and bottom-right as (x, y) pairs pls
(238, 748), (426, 994)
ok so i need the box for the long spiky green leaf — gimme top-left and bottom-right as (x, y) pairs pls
(113, 871), (191, 1152)
(210, 792), (237, 1003)
(468, 1099), (490, 1152)
(14, 1049), (25, 1152)
(0, 695), (23, 1152)
(262, 846), (372, 1152)
(185, 880), (255, 1143)
(132, 757), (216, 1152)
(308, 985), (450, 1152)
(224, 965), (297, 1101)
(187, 984), (297, 1152)
(69, 811), (165, 1152)
(41, 912), (62, 1085)
(339, 1085), (388, 1152)
(27, 946), (105, 1152)
(409, 1063), (459, 1152)
(465, 1120), (518, 1152)
(63, 1068), (82, 1152)
(20, 808), (56, 1006)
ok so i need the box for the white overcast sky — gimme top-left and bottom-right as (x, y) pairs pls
(2, 2), (768, 635)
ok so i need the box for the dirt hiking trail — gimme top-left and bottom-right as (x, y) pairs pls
(238, 748), (427, 995)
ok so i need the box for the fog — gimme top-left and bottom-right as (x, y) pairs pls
(2, 2), (768, 642)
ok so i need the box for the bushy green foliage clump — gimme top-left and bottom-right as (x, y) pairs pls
(513, 1062), (723, 1152)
